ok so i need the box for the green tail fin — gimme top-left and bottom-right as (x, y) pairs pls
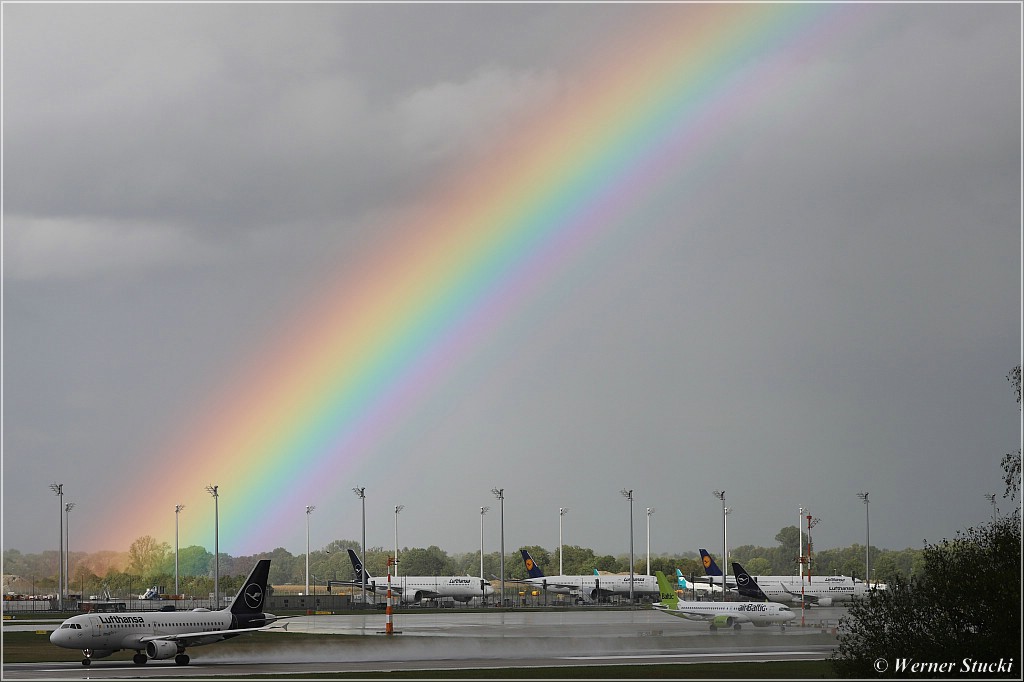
(655, 571), (679, 609)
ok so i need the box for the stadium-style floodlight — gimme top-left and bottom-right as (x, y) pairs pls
(559, 507), (569, 575)
(479, 506), (489, 589)
(984, 493), (998, 524)
(620, 489), (634, 605)
(394, 505), (404, 578)
(64, 502), (75, 602)
(305, 505), (316, 595)
(491, 488), (504, 605)
(645, 507), (655, 576)
(50, 484), (65, 610)
(206, 485), (219, 607)
(175, 504), (185, 596)
(857, 492), (870, 583)
(352, 487), (366, 605)
(798, 506), (805, 579)
(712, 490), (726, 600)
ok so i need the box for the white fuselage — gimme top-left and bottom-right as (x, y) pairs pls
(50, 610), (234, 652)
(362, 576), (493, 603)
(747, 576), (867, 604)
(524, 574), (659, 599)
(657, 601), (796, 626)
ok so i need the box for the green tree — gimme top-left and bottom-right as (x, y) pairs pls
(744, 557), (772, 575)
(1001, 365), (1021, 499)
(831, 514), (1020, 677)
(127, 535), (170, 579)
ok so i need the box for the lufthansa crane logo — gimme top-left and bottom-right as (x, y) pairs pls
(703, 555), (711, 569)
(243, 583), (264, 609)
(737, 574), (749, 586)
(525, 559), (534, 571)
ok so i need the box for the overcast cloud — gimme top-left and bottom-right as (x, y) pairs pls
(3, 4), (1020, 562)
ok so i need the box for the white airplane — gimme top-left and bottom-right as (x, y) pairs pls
(50, 559), (287, 666)
(652, 571), (795, 631)
(512, 550), (659, 601)
(676, 568), (721, 595)
(732, 562), (868, 606)
(334, 549), (494, 603)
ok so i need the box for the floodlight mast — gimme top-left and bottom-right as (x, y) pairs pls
(394, 505), (404, 578)
(352, 487), (366, 605)
(205, 485), (219, 606)
(620, 489), (634, 605)
(50, 484), (64, 611)
(857, 492), (869, 583)
(491, 488), (504, 605)
(479, 506), (489, 594)
(175, 504), (185, 596)
(713, 490), (726, 601)
(305, 505), (316, 595)
(645, 507), (655, 576)
(559, 507), (569, 575)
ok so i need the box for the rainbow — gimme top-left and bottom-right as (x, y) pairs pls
(92, 3), (850, 554)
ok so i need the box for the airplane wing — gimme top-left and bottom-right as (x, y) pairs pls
(138, 624), (275, 647)
(504, 577), (579, 591)
(778, 583), (819, 605)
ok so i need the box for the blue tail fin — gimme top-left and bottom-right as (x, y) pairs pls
(699, 548), (723, 577)
(520, 549), (545, 578)
(347, 548), (373, 582)
(731, 562), (769, 601)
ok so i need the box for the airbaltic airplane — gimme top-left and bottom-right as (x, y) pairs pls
(512, 550), (658, 601)
(336, 549), (494, 603)
(652, 571), (795, 631)
(732, 562), (867, 606)
(50, 559), (285, 666)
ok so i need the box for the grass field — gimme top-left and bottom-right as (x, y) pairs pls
(3, 630), (838, 678)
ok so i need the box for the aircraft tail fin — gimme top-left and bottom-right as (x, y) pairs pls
(347, 548), (373, 582)
(228, 559), (270, 615)
(698, 548), (723, 576)
(520, 549), (545, 579)
(654, 571), (679, 609)
(675, 568), (688, 589)
(731, 562), (769, 601)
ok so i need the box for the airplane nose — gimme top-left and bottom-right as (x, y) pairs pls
(49, 628), (63, 645)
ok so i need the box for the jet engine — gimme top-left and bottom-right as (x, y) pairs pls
(146, 640), (181, 660)
(400, 591), (423, 604)
(711, 615), (736, 629)
(815, 598), (833, 607)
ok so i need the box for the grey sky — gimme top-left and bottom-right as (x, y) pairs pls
(3, 4), (1020, 563)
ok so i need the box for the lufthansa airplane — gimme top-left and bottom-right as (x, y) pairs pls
(334, 549), (494, 603)
(732, 562), (868, 606)
(50, 559), (285, 666)
(510, 550), (659, 601)
(652, 571), (794, 631)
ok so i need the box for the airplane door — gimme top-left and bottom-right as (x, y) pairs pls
(89, 616), (102, 637)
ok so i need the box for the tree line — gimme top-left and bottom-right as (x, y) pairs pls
(4, 530), (922, 599)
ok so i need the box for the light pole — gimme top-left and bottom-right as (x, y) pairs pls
(620, 489), (634, 605)
(50, 483), (64, 610)
(491, 488), (504, 606)
(64, 502), (75, 603)
(712, 490), (726, 601)
(798, 506), (805, 580)
(394, 505), (404, 578)
(480, 506), (489, 583)
(352, 487), (366, 605)
(984, 493), (998, 524)
(175, 504), (185, 596)
(645, 507), (655, 576)
(205, 485), (219, 607)
(857, 492), (870, 584)
(558, 507), (569, 575)
(305, 505), (316, 595)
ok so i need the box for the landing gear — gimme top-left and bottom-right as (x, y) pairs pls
(780, 625), (786, 632)
(709, 624), (717, 631)
(175, 654), (190, 666)
(733, 623), (742, 630)
(81, 658), (91, 667)
(132, 653), (148, 665)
